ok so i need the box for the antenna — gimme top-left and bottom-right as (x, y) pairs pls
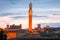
(30, 0), (31, 2)
(30, 0), (32, 4)
(30, 0), (32, 5)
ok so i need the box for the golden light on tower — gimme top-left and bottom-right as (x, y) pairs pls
(28, 2), (32, 32)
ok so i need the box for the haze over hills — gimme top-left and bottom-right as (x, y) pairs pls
(40, 23), (60, 28)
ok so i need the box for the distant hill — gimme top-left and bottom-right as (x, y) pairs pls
(40, 23), (60, 28)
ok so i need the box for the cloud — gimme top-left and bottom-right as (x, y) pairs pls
(0, 15), (60, 29)
(52, 14), (60, 15)
(11, 15), (27, 19)
(0, 8), (28, 13)
(0, 8), (60, 28)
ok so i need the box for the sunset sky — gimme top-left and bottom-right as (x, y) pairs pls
(0, 0), (60, 29)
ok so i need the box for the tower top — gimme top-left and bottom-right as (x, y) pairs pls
(29, 1), (32, 9)
(29, 1), (32, 5)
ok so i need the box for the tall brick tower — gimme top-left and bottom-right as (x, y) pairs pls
(28, 2), (32, 32)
